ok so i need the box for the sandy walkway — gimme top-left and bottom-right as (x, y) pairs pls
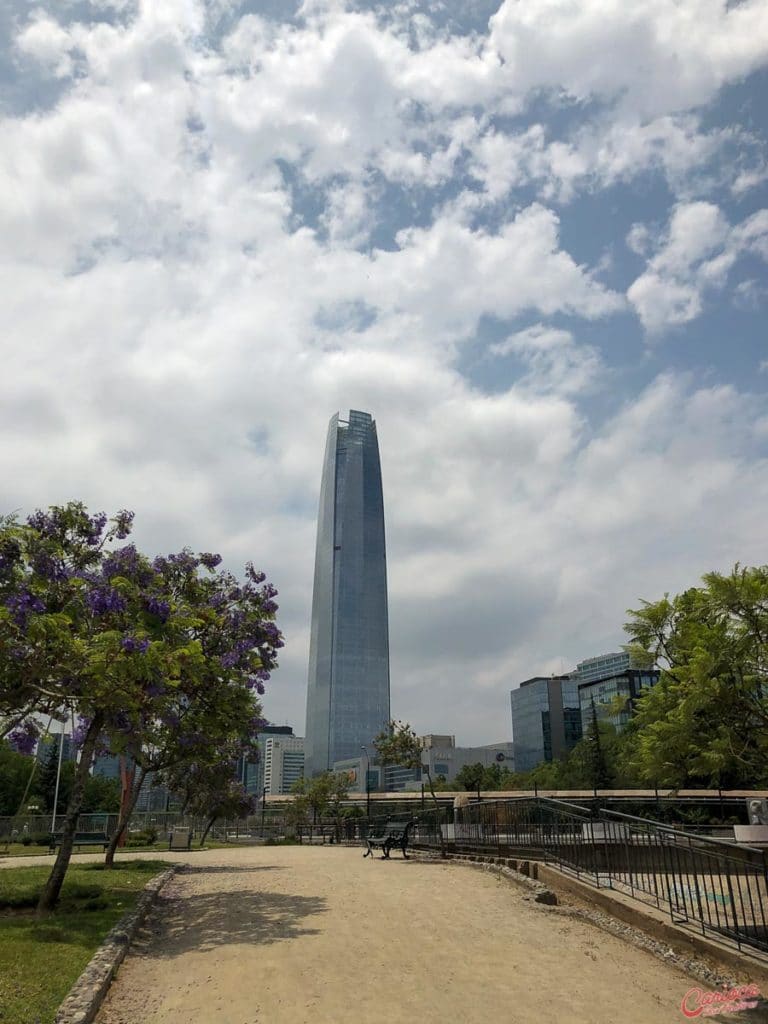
(87, 845), (726, 1024)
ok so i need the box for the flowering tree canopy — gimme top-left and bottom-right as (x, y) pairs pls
(0, 502), (283, 909)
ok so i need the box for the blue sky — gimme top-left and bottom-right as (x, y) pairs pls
(1, 0), (767, 743)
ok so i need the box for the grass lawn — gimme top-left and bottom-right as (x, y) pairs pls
(0, 859), (170, 1024)
(0, 839), (251, 859)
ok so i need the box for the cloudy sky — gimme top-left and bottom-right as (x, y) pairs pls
(2, 0), (767, 746)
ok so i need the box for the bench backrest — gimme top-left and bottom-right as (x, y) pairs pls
(50, 832), (107, 840)
(383, 820), (413, 837)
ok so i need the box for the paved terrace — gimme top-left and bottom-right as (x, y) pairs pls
(30, 844), (713, 1024)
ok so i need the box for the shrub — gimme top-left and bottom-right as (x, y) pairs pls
(125, 826), (159, 847)
(19, 832), (53, 846)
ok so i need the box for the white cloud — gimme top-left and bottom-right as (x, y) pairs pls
(0, 1), (766, 743)
(627, 203), (768, 332)
(490, 324), (603, 396)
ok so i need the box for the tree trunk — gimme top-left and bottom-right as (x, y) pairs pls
(426, 775), (446, 857)
(200, 814), (217, 846)
(37, 713), (103, 915)
(104, 767), (148, 867)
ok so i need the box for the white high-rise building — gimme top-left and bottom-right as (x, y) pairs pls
(263, 735), (305, 795)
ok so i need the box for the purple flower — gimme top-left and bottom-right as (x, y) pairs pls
(121, 635), (149, 654)
(199, 552), (222, 570)
(144, 596), (170, 622)
(5, 590), (46, 626)
(31, 550), (68, 582)
(113, 509), (135, 540)
(164, 551), (199, 573)
(7, 721), (39, 756)
(103, 545), (140, 579)
(87, 512), (108, 545)
(245, 563), (266, 584)
(87, 586), (127, 616)
(27, 509), (57, 536)
(72, 716), (91, 749)
(145, 681), (165, 698)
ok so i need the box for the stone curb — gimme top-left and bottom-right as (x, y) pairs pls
(414, 850), (764, 996)
(54, 866), (177, 1024)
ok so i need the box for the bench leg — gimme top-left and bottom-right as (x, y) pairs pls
(382, 844), (391, 859)
(363, 843), (372, 858)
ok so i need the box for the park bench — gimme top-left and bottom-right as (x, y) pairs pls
(48, 831), (109, 853)
(363, 820), (414, 859)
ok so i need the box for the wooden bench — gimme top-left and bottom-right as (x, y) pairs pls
(48, 831), (109, 853)
(363, 820), (414, 859)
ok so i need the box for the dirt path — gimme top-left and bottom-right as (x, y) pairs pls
(94, 845), (707, 1024)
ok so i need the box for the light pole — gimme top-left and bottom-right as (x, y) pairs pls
(361, 746), (371, 818)
(51, 717), (67, 833)
(261, 785), (267, 835)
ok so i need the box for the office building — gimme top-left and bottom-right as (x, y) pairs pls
(572, 652), (634, 685)
(93, 754), (121, 780)
(263, 735), (305, 795)
(305, 410), (390, 775)
(241, 725), (294, 797)
(510, 676), (582, 773)
(420, 737), (515, 786)
(578, 669), (660, 734)
(332, 756), (383, 794)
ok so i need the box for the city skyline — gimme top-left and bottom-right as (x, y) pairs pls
(305, 411), (390, 775)
(1, 2), (766, 745)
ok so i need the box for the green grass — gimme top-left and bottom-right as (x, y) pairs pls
(0, 859), (170, 1024)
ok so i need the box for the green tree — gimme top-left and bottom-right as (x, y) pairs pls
(455, 762), (485, 795)
(291, 772), (350, 825)
(0, 503), (282, 910)
(584, 697), (614, 789)
(81, 774), (121, 813)
(374, 721), (445, 855)
(623, 564), (768, 788)
(36, 742), (74, 814)
(0, 743), (37, 816)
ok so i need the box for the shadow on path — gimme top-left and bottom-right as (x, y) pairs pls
(136, 889), (327, 957)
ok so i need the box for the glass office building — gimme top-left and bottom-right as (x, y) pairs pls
(510, 676), (582, 773)
(573, 652), (631, 685)
(578, 669), (660, 733)
(305, 411), (390, 776)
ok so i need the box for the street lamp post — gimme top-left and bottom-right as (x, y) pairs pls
(361, 746), (371, 818)
(261, 786), (267, 836)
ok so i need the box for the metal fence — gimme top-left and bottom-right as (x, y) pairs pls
(408, 796), (768, 956)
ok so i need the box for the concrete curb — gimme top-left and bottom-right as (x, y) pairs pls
(54, 866), (177, 1024)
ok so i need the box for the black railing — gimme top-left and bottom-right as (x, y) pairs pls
(408, 797), (768, 955)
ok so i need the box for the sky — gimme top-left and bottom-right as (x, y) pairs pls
(1, 0), (767, 746)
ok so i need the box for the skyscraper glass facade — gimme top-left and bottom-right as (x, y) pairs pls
(305, 411), (390, 775)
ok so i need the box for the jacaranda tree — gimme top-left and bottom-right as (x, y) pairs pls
(0, 502), (283, 911)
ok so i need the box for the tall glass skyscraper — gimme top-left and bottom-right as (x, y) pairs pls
(305, 410), (390, 776)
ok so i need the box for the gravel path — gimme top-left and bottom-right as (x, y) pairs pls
(87, 844), (725, 1024)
